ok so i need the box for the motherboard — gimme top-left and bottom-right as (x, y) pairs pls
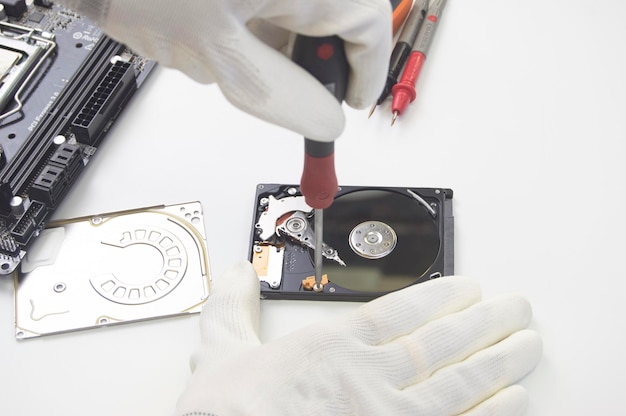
(0, 0), (155, 274)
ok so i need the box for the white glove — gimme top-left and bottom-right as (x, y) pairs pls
(60, 0), (392, 141)
(175, 261), (542, 416)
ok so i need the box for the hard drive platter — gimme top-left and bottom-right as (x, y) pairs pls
(250, 185), (454, 301)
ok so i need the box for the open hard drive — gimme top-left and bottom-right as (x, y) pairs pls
(250, 184), (454, 301)
(14, 202), (210, 339)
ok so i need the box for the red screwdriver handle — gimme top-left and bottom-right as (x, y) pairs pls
(301, 140), (338, 209)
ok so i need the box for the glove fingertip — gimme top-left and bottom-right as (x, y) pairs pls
(212, 260), (259, 299)
(490, 293), (534, 328)
(421, 275), (483, 302)
(461, 385), (529, 416)
(513, 329), (543, 365)
(196, 261), (262, 353)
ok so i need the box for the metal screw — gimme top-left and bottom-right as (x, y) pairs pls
(286, 217), (306, 233)
(260, 197), (269, 206)
(287, 187), (297, 195)
(91, 217), (103, 225)
(54, 282), (66, 293)
(254, 245), (263, 253)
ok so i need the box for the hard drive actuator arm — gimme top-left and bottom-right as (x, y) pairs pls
(276, 211), (345, 266)
(254, 195), (345, 265)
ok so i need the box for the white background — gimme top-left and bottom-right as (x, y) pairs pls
(1, 0), (625, 414)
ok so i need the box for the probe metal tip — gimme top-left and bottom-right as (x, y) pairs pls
(368, 103), (377, 118)
(391, 111), (398, 126)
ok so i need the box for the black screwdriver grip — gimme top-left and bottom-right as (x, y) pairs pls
(292, 35), (348, 103)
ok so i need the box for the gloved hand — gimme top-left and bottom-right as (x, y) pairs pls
(60, 0), (392, 141)
(175, 261), (542, 415)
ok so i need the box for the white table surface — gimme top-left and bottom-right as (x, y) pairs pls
(2, 1), (625, 414)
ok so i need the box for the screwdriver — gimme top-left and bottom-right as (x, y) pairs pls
(391, 0), (447, 125)
(292, 35), (348, 292)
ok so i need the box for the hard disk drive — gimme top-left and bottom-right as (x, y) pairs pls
(250, 184), (454, 301)
(14, 202), (210, 338)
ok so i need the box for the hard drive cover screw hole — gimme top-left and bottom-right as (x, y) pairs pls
(54, 282), (66, 293)
(329, 287), (336, 293)
(16, 331), (25, 338)
(91, 217), (103, 225)
(254, 245), (263, 253)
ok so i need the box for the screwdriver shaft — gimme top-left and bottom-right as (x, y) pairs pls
(314, 208), (324, 292)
